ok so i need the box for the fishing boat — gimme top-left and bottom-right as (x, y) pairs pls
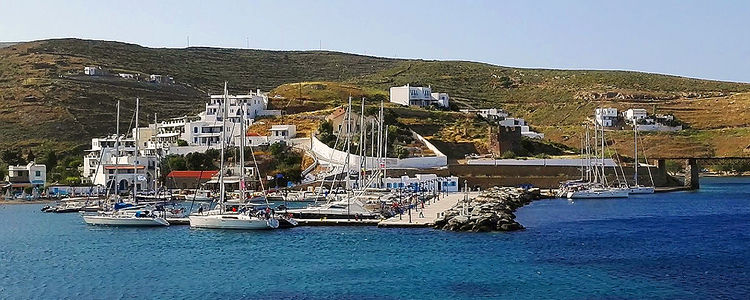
(188, 82), (280, 230)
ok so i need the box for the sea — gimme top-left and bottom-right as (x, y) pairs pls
(1, 177), (748, 299)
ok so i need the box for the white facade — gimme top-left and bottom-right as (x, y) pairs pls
(624, 109), (648, 123)
(460, 108), (509, 121)
(382, 174), (459, 192)
(595, 108), (618, 127)
(151, 90), (272, 149)
(6, 162), (46, 186)
(82, 135), (159, 193)
(389, 84), (449, 108)
(84, 66), (103, 76)
(269, 125), (296, 143)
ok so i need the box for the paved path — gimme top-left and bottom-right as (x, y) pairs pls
(377, 192), (478, 227)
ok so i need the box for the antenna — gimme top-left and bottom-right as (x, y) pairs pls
(246, 36), (250, 49)
(187, 36), (190, 48)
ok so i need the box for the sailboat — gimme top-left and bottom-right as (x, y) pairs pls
(287, 96), (383, 220)
(188, 82), (279, 230)
(628, 124), (655, 194)
(83, 98), (170, 226)
(566, 121), (629, 199)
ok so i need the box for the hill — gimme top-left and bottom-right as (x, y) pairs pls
(1, 38), (750, 159)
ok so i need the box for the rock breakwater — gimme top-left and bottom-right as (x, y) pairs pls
(433, 187), (546, 232)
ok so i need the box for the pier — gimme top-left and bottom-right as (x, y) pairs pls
(377, 192), (478, 228)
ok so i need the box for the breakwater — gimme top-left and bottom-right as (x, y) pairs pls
(433, 187), (546, 232)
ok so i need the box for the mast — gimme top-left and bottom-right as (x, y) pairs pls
(357, 97), (367, 189)
(634, 124), (639, 186)
(132, 97), (139, 202)
(219, 82), (228, 210)
(114, 100), (120, 196)
(239, 96), (246, 203)
(344, 96), (352, 191)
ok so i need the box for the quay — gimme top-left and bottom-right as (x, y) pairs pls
(295, 219), (380, 226)
(377, 192), (479, 228)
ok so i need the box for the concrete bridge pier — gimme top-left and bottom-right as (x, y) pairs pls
(684, 158), (700, 190)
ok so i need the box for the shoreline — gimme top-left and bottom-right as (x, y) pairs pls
(1, 200), (55, 205)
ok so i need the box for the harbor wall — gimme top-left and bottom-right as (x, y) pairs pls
(448, 164), (675, 189)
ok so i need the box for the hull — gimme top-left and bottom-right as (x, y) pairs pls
(287, 211), (380, 220)
(567, 188), (629, 199)
(629, 186), (655, 194)
(189, 215), (279, 230)
(83, 215), (170, 226)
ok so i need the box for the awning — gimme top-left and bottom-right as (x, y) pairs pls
(156, 133), (180, 138)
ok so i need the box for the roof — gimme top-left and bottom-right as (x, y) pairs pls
(270, 125), (295, 131)
(167, 170), (219, 180)
(246, 132), (262, 137)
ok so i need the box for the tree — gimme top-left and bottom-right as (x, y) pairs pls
(1, 149), (25, 166)
(26, 150), (36, 162)
(44, 151), (58, 170)
(317, 120), (336, 146)
(176, 139), (188, 146)
(501, 151), (517, 159)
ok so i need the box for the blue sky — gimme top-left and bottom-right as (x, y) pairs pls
(2, 0), (748, 82)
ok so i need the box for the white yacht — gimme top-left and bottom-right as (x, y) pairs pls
(189, 209), (279, 229)
(83, 211), (170, 226)
(188, 82), (281, 230)
(286, 198), (380, 220)
(567, 185), (629, 199)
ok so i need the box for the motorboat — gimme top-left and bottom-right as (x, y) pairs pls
(82, 209), (169, 226)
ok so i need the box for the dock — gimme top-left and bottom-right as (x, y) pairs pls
(295, 219), (380, 226)
(377, 192), (477, 228)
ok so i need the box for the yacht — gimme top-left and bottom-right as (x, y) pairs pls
(628, 125), (655, 194)
(187, 82), (281, 230)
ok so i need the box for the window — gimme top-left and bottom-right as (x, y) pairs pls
(193, 127), (198, 133)
(35, 171), (41, 177)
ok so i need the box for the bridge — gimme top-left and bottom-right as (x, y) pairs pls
(652, 157), (750, 190)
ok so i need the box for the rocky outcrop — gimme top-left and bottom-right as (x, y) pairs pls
(433, 187), (545, 232)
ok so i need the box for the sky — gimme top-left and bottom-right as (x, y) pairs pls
(1, 0), (749, 82)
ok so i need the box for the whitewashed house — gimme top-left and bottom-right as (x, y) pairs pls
(389, 84), (449, 108)
(624, 108), (648, 124)
(84, 66), (104, 76)
(595, 108), (619, 127)
(269, 125), (296, 143)
(82, 134), (159, 193)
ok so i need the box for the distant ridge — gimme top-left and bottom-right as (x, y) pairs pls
(1, 38), (749, 157)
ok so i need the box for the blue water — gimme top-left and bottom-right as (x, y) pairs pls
(1, 177), (749, 299)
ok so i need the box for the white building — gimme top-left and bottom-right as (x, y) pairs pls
(150, 90), (281, 150)
(595, 108), (618, 127)
(84, 66), (104, 76)
(6, 162), (46, 186)
(82, 134), (159, 194)
(382, 174), (459, 192)
(269, 125), (297, 143)
(149, 74), (174, 84)
(389, 84), (449, 108)
(624, 108), (648, 123)
(460, 108), (509, 121)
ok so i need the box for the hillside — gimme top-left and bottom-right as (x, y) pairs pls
(1, 38), (750, 159)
